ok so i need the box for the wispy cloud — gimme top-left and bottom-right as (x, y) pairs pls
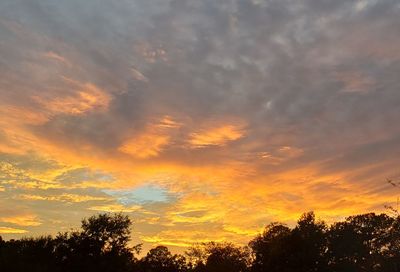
(0, 214), (41, 227)
(0, 227), (28, 234)
(189, 124), (245, 148)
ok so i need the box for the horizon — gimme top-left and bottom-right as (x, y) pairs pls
(1, 0), (400, 254)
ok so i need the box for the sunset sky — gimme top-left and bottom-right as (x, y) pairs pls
(1, 0), (400, 253)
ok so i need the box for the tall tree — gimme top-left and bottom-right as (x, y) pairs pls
(250, 212), (328, 272)
(289, 212), (328, 272)
(187, 242), (250, 272)
(327, 213), (397, 272)
(138, 245), (188, 272)
(250, 222), (292, 272)
(55, 213), (136, 272)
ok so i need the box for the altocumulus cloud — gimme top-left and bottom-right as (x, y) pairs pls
(0, 0), (400, 252)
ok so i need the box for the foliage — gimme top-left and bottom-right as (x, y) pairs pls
(1, 212), (400, 271)
(137, 245), (188, 272)
(186, 242), (251, 272)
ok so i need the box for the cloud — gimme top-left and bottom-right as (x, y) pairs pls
(189, 124), (245, 148)
(34, 78), (111, 115)
(119, 133), (170, 159)
(16, 193), (109, 203)
(119, 116), (181, 158)
(131, 67), (149, 82)
(336, 70), (376, 93)
(88, 204), (143, 213)
(43, 51), (71, 66)
(0, 227), (28, 234)
(0, 214), (42, 227)
(1, 0), (400, 253)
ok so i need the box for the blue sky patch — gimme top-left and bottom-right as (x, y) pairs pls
(104, 185), (172, 205)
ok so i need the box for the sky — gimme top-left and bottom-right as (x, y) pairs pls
(1, 0), (400, 253)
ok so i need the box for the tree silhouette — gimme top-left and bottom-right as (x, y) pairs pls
(1, 211), (400, 271)
(54, 213), (136, 272)
(250, 222), (296, 272)
(138, 245), (188, 272)
(187, 242), (250, 272)
(289, 212), (328, 272)
(0, 236), (57, 272)
(327, 213), (399, 272)
(250, 212), (328, 272)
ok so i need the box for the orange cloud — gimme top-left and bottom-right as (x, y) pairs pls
(0, 227), (28, 234)
(88, 204), (144, 213)
(119, 116), (180, 158)
(16, 193), (109, 203)
(0, 105), (48, 125)
(0, 214), (41, 227)
(189, 124), (245, 148)
(34, 79), (111, 115)
(223, 225), (261, 237)
(258, 146), (304, 165)
(119, 133), (170, 159)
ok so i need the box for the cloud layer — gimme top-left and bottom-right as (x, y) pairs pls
(1, 0), (400, 252)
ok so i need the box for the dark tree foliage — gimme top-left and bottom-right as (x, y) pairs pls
(203, 242), (251, 272)
(288, 212), (328, 272)
(54, 213), (135, 272)
(0, 236), (57, 272)
(1, 212), (400, 272)
(186, 242), (251, 272)
(327, 213), (400, 272)
(249, 222), (294, 272)
(250, 212), (328, 272)
(137, 245), (188, 272)
(0, 213), (136, 272)
(250, 212), (400, 272)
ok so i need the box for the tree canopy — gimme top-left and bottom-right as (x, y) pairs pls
(1, 212), (400, 272)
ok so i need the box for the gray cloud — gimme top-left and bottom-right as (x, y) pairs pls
(1, 0), (399, 159)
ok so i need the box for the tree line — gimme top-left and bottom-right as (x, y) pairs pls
(1, 212), (400, 272)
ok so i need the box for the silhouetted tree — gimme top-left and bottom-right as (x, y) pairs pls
(54, 213), (136, 272)
(138, 245), (188, 272)
(250, 222), (292, 272)
(250, 212), (328, 272)
(1, 211), (400, 272)
(327, 213), (399, 272)
(0, 236), (57, 272)
(187, 242), (250, 272)
(205, 242), (250, 272)
(289, 212), (328, 271)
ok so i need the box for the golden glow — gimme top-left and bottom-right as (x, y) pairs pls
(16, 193), (109, 203)
(88, 204), (144, 213)
(189, 124), (245, 148)
(119, 116), (181, 158)
(0, 214), (41, 227)
(34, 79), (111, 115)
(0, 227), (28, 234)
(119, 133), (170, 158)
